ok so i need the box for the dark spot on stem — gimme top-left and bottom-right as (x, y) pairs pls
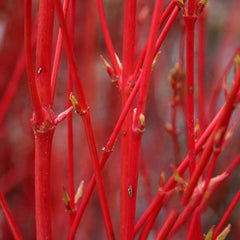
(189, 86), (193, 95)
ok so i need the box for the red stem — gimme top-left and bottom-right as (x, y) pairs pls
(184, 15), (197, 176)
(212, 189), (240, 240)
(34, 130), (54, 240)
(170, 64), (183, 165)
(68, 0), (76, 224)
(96, 0), (121, 75)
(187, 0), (196, 16)
(137, 190), (175, 239)
(35, 0), (54, 106)
(53, 0), (87, 110)
(225, 153), (240, 175)
(33, 1), (55, 239)
(121, 0), (136, 83)
(0, 49), (25, 126)
(67, 78), (141, 239)
(54, 0), (115, 238)
(82, 113), (115, 240)
(168, 152), (240, 239)
(24, 0), (44, 123)
(51, 0), (70, 104)
(54, 1), (115, 238)
(200, 150), (223, 201)
(200, 154), (240, 208)
(134, 192), (165, 236)
(134, 100), (229, 233)
(209, 48), (240, 116)
(156, 209), (179, 240)
(68, 3), (178, 237)
(197, 12), (207, 131)
(167, 198), (201, 239)
(0, 19), (38, 126)
(0, 191), (23, 240)
(25, 0), (55, 239)
(126, 0), (166, 238)
(128, 6), (167, 222)
(67, 151), (111, 240)
(134, 0), (169, 123)
(181, 69), (240, 205)
(154, 7), (179, 57)
(133, 1), (177, 79)
(120, 0), (137, 239)
(187, 209), (202, 240)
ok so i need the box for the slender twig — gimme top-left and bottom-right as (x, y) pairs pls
(54, 0), (114, 238)
(67, 0), (76, 225)
(184, 14), (197, 176)
(137, 190), (175, 239)
(51, 0), (70, 104)
(209, 48), (240, 116)
(187, 210), (202, 240)
(0, 49), (25, 126)
(133, 1), (177, 80)
(167, 153), (240, 239)
(67, 3), (179, 236)
(96, 0), (121, 75)
(197, 11), (207, 131)
(24, 0), (44, 122)
(212, 189), (240, 240)
(134, 101), (231, 233)
(156, 209), (179, 240)
(182, 69), (240, 205)
(0, 192), (23, 240)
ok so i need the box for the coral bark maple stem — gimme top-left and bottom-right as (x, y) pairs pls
(133, 1), (177, 80)
(34, 130), (54, 240)
(120, 0), (136, 239)
(51, 0), (70, 104)
(24, 0), (44, 123)
(67, 78), (142, 240)
(134, 100), (229, 233)
(212, 189), (240, 239)
(68, 0), (76, 224)
(96, 0), (121, 75)
(0, 191), (23, 240)
(137, 191), (174, 239)
(184, 15), (197, 176)
(34, 1), (55, 239)
(156, 209), (179, 240)
(35, 0), (54, 106)
(129, 0), (166, 235)
(128, 0), (166, 238)
(182, 69), (240, 205)
(25, 0), (55, 239)
(54, 1), (114, 238)
(197, 12), (207, 131)
(188, 0), (196, 16)
(68, 4), (179, 238)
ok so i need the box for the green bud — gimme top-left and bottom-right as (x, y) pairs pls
(204, 225), (215, 240)
(216, 224), (231, 240)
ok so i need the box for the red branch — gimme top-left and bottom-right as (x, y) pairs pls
(0, 191), (23, 240)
